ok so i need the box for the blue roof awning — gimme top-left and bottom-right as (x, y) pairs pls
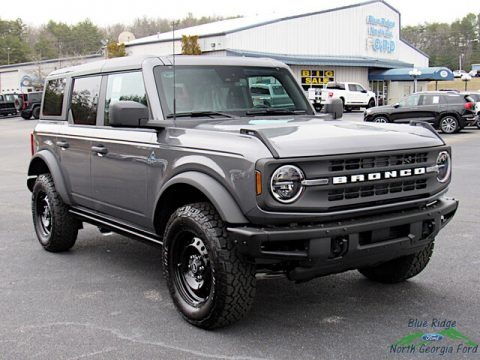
(369, 67), (454, 81)
(226, 49), (412, 69)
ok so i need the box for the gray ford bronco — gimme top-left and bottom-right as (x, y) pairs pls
(28, 56), (458, 329)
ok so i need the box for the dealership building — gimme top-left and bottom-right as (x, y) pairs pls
(125, 0), (453, 104)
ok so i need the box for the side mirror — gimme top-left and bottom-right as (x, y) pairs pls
(325, 98), (343, 119)
(393, 103), (400, 108)
(361, 89), (367, 93)
(109, 101), (149, 127)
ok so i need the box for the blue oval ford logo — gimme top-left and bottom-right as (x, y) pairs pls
(422, 333), (444, 341)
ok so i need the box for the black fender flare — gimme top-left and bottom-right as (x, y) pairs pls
(27, 150), (72, 205)
(159, 171), (248, 224)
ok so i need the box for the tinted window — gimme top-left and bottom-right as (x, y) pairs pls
(419, 95), (442, 105)
(43, 78), (65, 116)
(326, 83), (345, 90)
(250, 86), (270, 95)
(71, 76), (101, 125)
(104, 72), (147, 125)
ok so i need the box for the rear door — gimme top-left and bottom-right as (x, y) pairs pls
(56, 76), (102, 208)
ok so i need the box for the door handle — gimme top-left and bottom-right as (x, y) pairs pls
(56, 141), (69, 149)
(91, 145), (108, 156)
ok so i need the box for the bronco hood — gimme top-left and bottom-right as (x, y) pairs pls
(193, 117), (444, 158)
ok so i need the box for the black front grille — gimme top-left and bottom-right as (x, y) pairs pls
(329, 152), (428, 172)
(328, 179), (428, 202)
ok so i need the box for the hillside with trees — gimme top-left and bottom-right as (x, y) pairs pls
(402, 13), (480, 70)
(0, 13), (237, 65)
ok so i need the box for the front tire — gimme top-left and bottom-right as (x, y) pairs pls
(358, 241), (434, 283)
(373, 115), (389, 123)
(32, 174), (79, 252)
(439, 115), (459, 134)
(163, 202), (256, 329)
(367, 98), (376, 108)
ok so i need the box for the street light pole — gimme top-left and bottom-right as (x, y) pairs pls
(6, 47), (11, 65)
(408, 68), (422, 93)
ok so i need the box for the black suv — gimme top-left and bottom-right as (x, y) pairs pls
(364, 91), (477, 134)
(16, 92), (43, 119)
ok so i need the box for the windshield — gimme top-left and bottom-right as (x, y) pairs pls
(154, 65), (314, 118)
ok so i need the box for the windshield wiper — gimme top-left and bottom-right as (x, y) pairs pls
(166, 111), (234, 119)
(246, 108), (307, 116)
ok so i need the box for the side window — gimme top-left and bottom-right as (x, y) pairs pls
(104, 72), (148, 125)
(348, 84), (357, 92)
(71, 76), (101, 125)
(356, 84), (366, 92)
(43, 78), (66, 116)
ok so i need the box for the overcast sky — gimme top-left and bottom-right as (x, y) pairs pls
(2, 0), (479, 28)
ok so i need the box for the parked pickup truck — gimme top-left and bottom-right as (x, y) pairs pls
(320, 82), (377, 111)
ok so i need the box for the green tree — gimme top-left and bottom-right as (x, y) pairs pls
(181, 35), (201, 55)
(0, 18), (31, 65)
(106, 41), (127, 58)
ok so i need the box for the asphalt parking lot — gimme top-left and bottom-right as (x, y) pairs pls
(1, 114), (479, 360)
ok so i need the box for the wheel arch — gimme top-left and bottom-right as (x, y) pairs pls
(153, 171), (248, 237)
(27, 150), (72, 205)
(435, 112), (460, 128)
(373, 113), (391, 121)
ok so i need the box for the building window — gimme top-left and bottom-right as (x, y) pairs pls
(104, 72), (148, 125)
(43, 78), (66, 117)
(300, 69), (335, 91)
(71, 76), (101, 125)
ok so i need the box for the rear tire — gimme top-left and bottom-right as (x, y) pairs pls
(32, 107), (40, 119)
(439, 115), (459, 134)
(358, 241), (434, 283)
(163, 202), (256, 329)
(32, 174), (79, 252)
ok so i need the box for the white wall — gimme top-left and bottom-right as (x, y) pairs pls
(126, 2), (427, 68)
(226, 3), (407, 62)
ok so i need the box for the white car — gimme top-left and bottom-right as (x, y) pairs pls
(453, 70), (467, 78)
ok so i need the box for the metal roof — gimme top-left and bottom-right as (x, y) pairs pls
(226, 49), (412, 69)
(126, 0), (399, 47)
(369, 67), (454, 81)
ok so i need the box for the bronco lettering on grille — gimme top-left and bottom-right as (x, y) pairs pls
(332, 167), (426, 185)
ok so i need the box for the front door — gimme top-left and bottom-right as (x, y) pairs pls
(90, 71), (153, 228)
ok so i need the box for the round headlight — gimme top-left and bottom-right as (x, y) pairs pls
(270, 165), (305, 203)
(436, 151), (451, 183)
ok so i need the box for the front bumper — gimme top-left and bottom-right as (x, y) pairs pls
(228, 197), (458, 280)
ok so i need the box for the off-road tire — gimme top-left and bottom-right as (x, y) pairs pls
(32, 106), (40, 119)
(358, 241), (434, 283)
(163, 202), (256, 329)
(32, 174), (79, 252)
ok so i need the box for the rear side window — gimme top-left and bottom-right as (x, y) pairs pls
(43, 78), (66, 116)
(71, 76), (101, 125)
(104, 72), (147, 125)
(326, 83), (345, 90)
